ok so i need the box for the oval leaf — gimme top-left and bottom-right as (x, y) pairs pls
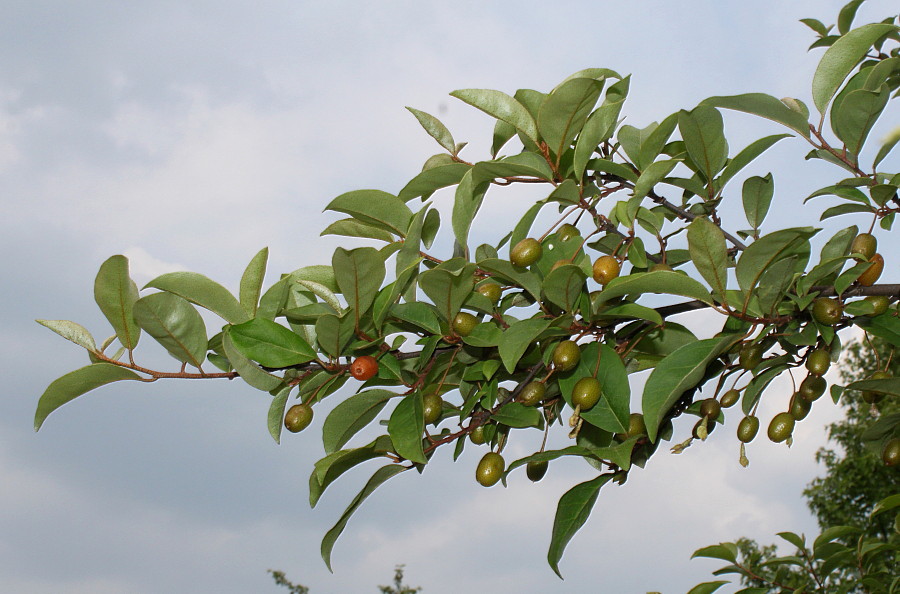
(323, 389), (397, 454)
(547, 473), (614, 578)
(94, 255), (141, 349)
(133, 292), (208, 368)
(145, 271), (249, 325)
(35, 363), (141, 431)
(229, 317), (316, 368)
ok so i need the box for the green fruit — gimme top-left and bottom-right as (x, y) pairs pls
(720, 389), (740, 408)
(699, 398), (721, 419)
(862, 370), (892, 404)
(423, 392), (443, 425)
(798, 374), (827, 402)
(692, 418), (716, 438)
(592, 255), (621, 285)
(739, 344), (764, 370)
(858, 253), (884, 286)
(476, 452), (505, 487)
(767, 412), (795, 443)
(518, 381), (546, 407)
(284, 403), (314, 433)
(557, 223), (580, 241)
(790, 394), (811, 421)
(526, 459), (549, 482)
(866, 295), (890, 316)
(552, 340), (581, 372)
(476, 282), (502, 305)
(571, 377), (601, 410)
(469, 425), (486, 444)
(812, 297), (842, 325)
(649, 262), (673, 272)
(850, 232), (877, 260)
(626, 413), (647, 438)
(510, 238), (542, 267)
(452, 312), (478, 337)
(737, 416), (760, 443)
(805, 349), (831, 376)
(882, 438), (900, 467)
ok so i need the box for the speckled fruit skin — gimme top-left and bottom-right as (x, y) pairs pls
(739, 344), (764, 370)
(557, 224), (580, 241)
(882, 438), (900, 467)
(737, 416), (760, 443)
(805, 349), (831, 375)
(476, 452), (505, 487)
(720, 389), (740, 408)
(798, 374), (827, 402)
(469, 425), (486, 444)
(518, 381), (546, 407)
(850, 232), (877, 260)
(552, 340), (581, 372)
(812, 297), (842, 325)
(700, 398), (721, 419)
(284, 404), (314, 433)
(767, 412), (795, 443)
(857, 253), (884, 286)
(423, 392), (443, 425)
(349, 355), (379, 381)
(452, 312), (478, 337)
(592, 255), (621, 285)
(866, 295), (890, 315)
(510, 238), (542, 267)
(526, 459), (549, 482)
(571, 377), (601, 410)
(476, 282), (502, 305)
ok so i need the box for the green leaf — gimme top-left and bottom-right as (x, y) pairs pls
(406, 107), (456, 153)
(687, 217), (728, 298)
(735, 228), (817, 293)
(642, 335), (740, 441)
(267, 385), (291, 444)
(742, 174), (775, 230)
(321, 464), (407, 571)
(228, 317), (316, 367)
(321, 218), (395, 242)
(854, 314), (900, 348)
(686, 582), (729, 594)
(632, 159), (679, 201)
(324, 189), (413, 237)
(145, 271), (249, 325)
(323, 389), (397, 454)
(538, 77), (604, 159)
(222, 329), (282, 391)
(314, 312), (356, 358)
(592, 270), (714, 307)
(387, 393), (426, 464)
(310, 436), (394, 507)
(718, 134), (790, 190)
(871, 494), (900, 517)
(873, 126), (900, 169)
(838, 0), (865, 34)
(542, 264), (587, 312)
(701, 93), (810, 137)
(332, 247), (386, 322)
(133, 292), (208, 368)
(691, 543), (738, 563)
(36, 319), (98, 353)
(397, 163), (470, 202)
(499, 318), (553, 373)
(419, 260), (477, 322)
(845, 377), (900, 397)
(558, 343), (631, 433)
(94, 255), (141, 349)
(239, 247), (268, 317)
(800, 18), (830, 36)
(777, 531), (806, 549)
(756, 257), (796, 315)
(811, 23), (899, 114)
(451, 169), (489, 255)
(34, 363), (142, 430)
(831, 85), (890, 155)
(679, 106), (728, 182)
(547, 473), (614, 578)
(574, 95), (625, 179)
(390, 302), (442, 335)
(491, 402), (542, 428)
(450, 88), (539, 143)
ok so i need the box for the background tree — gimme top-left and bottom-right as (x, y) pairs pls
(691, 335), (899, 592)
(31, 0), (900, 583)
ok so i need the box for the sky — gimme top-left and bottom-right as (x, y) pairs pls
(1, 1), (897, 592)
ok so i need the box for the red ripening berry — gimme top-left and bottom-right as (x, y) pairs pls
(349, 355), (379, 381)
